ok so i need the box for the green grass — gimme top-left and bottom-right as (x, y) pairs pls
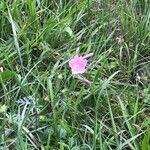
(0, 0), (150, 149)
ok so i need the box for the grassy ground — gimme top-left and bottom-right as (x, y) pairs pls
(0, 0), (150, 149)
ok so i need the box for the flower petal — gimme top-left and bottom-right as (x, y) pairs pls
(69, 55), (87, 74)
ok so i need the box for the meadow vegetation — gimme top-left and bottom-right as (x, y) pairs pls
(0, 0), (150, 149)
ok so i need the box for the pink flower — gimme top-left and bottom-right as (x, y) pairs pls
(69, 53), (93, 75)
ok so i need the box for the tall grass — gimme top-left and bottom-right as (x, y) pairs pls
(0, 0), (149, 149)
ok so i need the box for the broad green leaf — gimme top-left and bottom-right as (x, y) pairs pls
(64, 26), (73, 37)
(142, 129), (150, 150)
(0, 70), (16, 82)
